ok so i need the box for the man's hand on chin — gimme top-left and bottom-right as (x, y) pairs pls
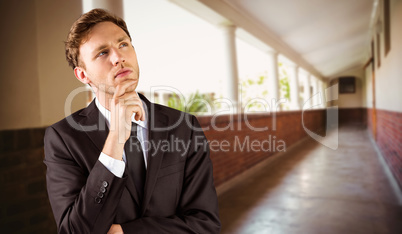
(108, 224), (123, 234)
(102, 80), (145, 160)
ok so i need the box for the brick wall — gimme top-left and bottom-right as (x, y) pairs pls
(367, 108), (374, 136)
(197, 109), (326, 186)
(339, 108), (367, 126)
(368, 108), (402, 189)
(0, 128), (56, 233)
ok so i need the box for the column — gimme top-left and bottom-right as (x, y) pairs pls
(266, 50), (280, 111)
(288, 64), (301, 110)
(314, 77), (321, 109)
(220, 23), (240, 112)
(317, 79), (323, 108)
(304, 74), (312, 108)
(311, 76), (317, 108)
(320, 80), (326, 108)
(82, 0), (123, 18)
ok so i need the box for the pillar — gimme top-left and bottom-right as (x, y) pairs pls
(311, 76), (317, 108)
(320, 80), (326, 108)
(288, 63), (301, 110)
(304, 74), (312, 108)
(220, 23), (240, 111)
(266, 50), (280, 111)
(317, 79), (323, 108)
(312, 77), (321, 108)
(82, 0), (124, 18)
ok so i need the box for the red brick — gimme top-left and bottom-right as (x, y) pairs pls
(198, 110), (326, 187)
(373, 108), (402, 189)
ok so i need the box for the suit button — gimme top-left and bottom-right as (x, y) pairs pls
(102, 181), (108, 188)
(97, 192), (104, 198)
(95, 197), (102, 204)
(100, 187), (106, 193)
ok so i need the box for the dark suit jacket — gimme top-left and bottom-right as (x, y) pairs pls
(44, 94), (221, 233)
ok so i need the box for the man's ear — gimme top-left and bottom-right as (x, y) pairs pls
(74, 67), (90, 85)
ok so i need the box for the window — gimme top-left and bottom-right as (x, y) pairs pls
(236, 38), (270, 112)
(278, 59), (291, 110)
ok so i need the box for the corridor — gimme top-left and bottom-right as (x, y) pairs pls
(1, 0), (402, 232)
(218, 125), (402, 234)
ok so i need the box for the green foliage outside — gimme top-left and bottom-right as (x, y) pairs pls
(240, 62), (291, 111)
(278, 62), (291, 110)
(167, 91), (214, 115)
(241, 71), (270, 111)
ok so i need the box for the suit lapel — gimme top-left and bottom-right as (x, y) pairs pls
(140, 95), (169, 215)
(79, 100), (142, 208)
(78, 101), (109, 153)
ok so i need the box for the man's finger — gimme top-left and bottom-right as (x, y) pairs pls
(125, 104), (145, 122)
(120, 92), (145, 121)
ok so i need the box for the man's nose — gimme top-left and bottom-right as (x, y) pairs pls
(111, 49), (125, 66)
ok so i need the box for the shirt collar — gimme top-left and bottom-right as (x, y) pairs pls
(94, 94), (148, 129)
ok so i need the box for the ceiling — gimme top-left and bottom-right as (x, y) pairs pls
(222, 0), (375, 78)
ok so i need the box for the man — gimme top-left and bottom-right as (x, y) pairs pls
(44, 8), (220, 234)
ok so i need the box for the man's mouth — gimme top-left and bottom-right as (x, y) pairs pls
(115, 68), (132, 79)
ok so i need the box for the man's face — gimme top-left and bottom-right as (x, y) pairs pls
(77, 21), (140, 96)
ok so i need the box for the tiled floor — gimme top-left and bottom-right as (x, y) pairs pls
(218, 125), (402, 234)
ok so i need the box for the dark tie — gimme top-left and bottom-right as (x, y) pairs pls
(124, 123), (146, 202)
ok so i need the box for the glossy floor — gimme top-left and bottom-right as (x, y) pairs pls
(218, 125), (402, 234)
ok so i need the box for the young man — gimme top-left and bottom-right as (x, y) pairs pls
(44, 9), (220, 234)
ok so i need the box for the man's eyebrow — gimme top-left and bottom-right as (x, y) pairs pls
(92, 36), (130, 56)
(94, 45), (108, 55)
(117, 36), (130, 43)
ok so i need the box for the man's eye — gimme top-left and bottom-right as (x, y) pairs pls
(98, 51), (107, 57)
(120, 43), (129, 48)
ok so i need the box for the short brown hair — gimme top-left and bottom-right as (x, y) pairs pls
(65, 8), (131, 69)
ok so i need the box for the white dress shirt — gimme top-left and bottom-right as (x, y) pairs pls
(95, 96), (148, 178)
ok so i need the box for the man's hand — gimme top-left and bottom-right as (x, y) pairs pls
(108, 224), (124, 234)
(110, 80), (145, 140)
(102, 80), (145, 160)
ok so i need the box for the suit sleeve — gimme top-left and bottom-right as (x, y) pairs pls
(121, 115), (221, 233)
(44, 126), (127, 234)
